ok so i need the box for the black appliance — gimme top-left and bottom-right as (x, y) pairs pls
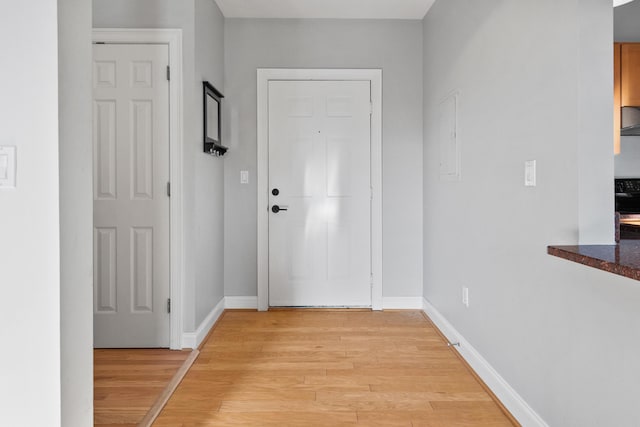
(615, 178), (640, 239)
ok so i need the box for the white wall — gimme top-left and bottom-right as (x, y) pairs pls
(93, 0), (226, 332)
(614, 0), (640, 178)
(423, 1), (640, 425)
(58, 0), (94, 424)
(0, 1), (62, 425)
(223, 19), (424, 299)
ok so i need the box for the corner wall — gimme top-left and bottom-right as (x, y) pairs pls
(423, 1), (640, 425)
(59, 0), (94, 424)
(193, 0), (226, 325)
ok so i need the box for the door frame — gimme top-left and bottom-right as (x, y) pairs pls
(92, 28), (184, 350)
(256, 68), (383, 311)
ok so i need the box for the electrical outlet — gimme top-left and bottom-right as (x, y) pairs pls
(462, 287), (469, 308)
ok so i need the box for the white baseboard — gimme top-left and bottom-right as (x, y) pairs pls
(382, 296), (424, 309)
(181, 297), (225, 349)
(225, 296), (258, 309)
(422, 298), (548, 427)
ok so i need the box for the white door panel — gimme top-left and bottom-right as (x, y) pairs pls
(268, 80), (371, 307)
(93, 44), (170, 347)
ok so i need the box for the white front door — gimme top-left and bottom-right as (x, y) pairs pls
(268, 80), (372, 307)
(92, 44), (171, 347)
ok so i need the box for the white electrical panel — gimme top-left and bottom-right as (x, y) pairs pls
(439, 92), (461, 182)
(0, 146), (16, 189)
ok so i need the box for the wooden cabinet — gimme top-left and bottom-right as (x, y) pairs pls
(621, 44), (640, 106)
(613, 42), (640, 154)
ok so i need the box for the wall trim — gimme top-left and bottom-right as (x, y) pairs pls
(92, 28), (185, 350)
(382, 297), (424, 309)
(225, 296), (258, 309)
(181, 297), (225, 349)
(422, 298), (549, 427)
(256, 68), (383, 312)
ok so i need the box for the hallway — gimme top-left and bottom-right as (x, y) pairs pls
(151, 310), (516, 426)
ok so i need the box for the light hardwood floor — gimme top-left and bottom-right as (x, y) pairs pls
(153, 310), (518, 426)
(94, 348), (191, 427)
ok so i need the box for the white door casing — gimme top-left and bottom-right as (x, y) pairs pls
(268, 80), (372, 307)
(93, 43), (170, 347)
(92, 29), (183, 350)
(257, 69), (383, 311)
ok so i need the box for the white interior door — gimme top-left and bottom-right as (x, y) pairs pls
(93, 44), (170, 348)
(268, 80), (372, 307)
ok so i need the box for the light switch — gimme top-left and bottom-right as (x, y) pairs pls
(0, 154), (7, 180)
(0, 146), (16, 189)
(524, 160), (536, 187)
(240, 170), (249, 184)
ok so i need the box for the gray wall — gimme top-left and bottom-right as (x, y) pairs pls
(614, 0), (640, 41)
(615, 137), (640, 177)
(614, 0), (640, 178)
(0, 1), (61, 424)
(59, 0), (93, 424)
(423, 1), (640, 425)
(93, 0), (226, 332)
(223, 19), (424, 299)
(194, 0), (226, 325)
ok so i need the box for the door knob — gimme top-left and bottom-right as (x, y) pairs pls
(271, 205), (288, 213)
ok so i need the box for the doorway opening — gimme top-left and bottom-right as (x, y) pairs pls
(92, 28), (184, 350)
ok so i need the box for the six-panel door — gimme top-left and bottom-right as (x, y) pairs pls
(268, 80), (372, 307)
(93, 44), (171, 348)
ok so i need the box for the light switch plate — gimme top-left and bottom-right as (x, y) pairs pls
(240, 170), (249, 184)
(0, 146), (16, 189)
(524, 160), (536, 187)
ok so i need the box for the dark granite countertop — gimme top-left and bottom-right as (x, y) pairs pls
(548, 241), (640, 281)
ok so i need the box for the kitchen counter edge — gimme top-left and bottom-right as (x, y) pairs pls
(547, 242), (640, 281)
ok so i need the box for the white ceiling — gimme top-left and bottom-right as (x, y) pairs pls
(214, 0), (437, 20)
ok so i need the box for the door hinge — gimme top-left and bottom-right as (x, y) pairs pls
(167, 182), (171, 197)
(167, 298), (171, 314)
(370, 187), (373, 201)
(166, 65), (171, 81)
(369, 102), (373, 115)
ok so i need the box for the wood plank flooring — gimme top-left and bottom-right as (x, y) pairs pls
(153, 310), (518, 426)
(94, 348), (192, 427)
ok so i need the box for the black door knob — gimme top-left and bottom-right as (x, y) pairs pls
(271, 205), (288, 213)
(272, 188), (280, 196)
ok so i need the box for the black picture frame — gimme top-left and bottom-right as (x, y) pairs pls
(203, 81), (228, 156)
